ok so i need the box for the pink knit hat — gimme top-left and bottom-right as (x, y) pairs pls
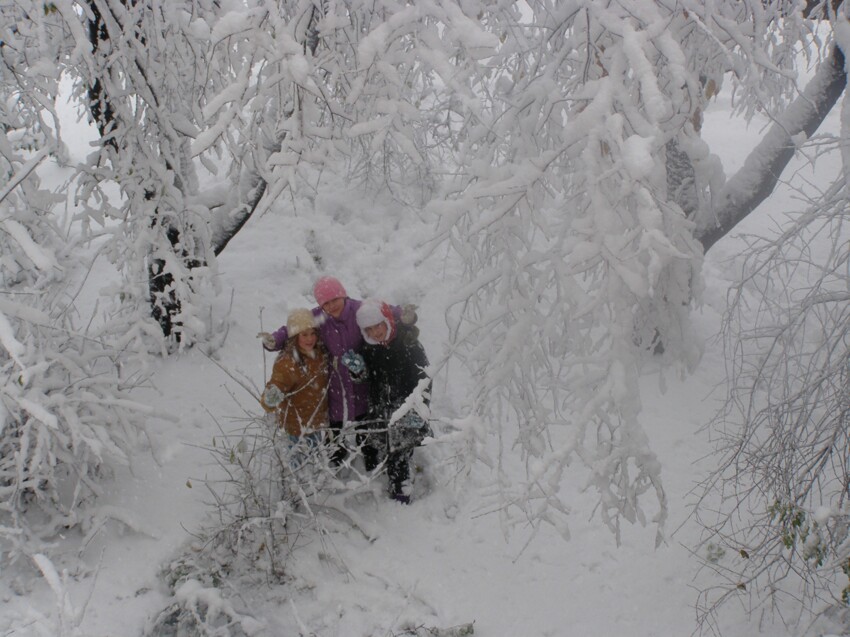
(313, 276), (347, 306)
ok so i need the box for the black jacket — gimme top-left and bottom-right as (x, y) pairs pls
(361, 325), (429, 420)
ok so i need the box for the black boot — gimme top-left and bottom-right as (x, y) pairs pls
(387, 449), (413, 504)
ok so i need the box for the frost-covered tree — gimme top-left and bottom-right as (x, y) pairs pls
(70, 0), (229, 348)
(696, 186), (850, 630)
(0, 6), (149, 561)
(52, 0), (474, 349)
(431, 0), (847, 549)
(692, 2), (850, 626)
(434, 0), (709, 543)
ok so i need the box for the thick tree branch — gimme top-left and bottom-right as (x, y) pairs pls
(697, 44), (847, 254)
(209, 3), (324, 257)
(210, 174), (268, 256)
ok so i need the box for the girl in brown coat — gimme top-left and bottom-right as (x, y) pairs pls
(261, 308), (329, 465)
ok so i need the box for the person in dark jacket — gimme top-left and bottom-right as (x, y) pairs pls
(355, 299), (431, 504)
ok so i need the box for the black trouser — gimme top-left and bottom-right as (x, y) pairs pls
(328, 414), (369, 466)
(360, 434), (383, 472)
(357, 421), (387, 473)
(331, 418), (412, 495)
(358, 424), (413, 497)
(386, 448), (413, 497)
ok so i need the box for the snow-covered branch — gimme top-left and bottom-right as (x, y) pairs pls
(696, 185), (850, 623)
(698, 44), (847, 253)
(0, 60), (153, 560)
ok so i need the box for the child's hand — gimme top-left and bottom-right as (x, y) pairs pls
(257, 332), (276, 349)
(401, 304), (418, 325)
(263, 385), (285, 407)
(341, 350), (366, 375)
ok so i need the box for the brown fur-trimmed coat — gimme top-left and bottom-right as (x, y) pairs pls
(261, 343), (329, 436)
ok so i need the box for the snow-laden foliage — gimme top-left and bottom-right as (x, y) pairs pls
(7, 0), (481, 351)
(687, 2), (850, 625)
(429, 0), (828, 543)
(3, 0), (847, 578)
(173, 411), (404, 582)
(150, 412), (400, 636)
(696, 182), (850, 623)
(239, 0), (464, 207)
(0, 65), (150, 561)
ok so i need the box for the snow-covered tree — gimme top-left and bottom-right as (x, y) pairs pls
(47, 0), (476, 350)
(696, 185), (850, 628)
(692, 3), (850, 625)
(430, 0), (847, 549)
(69, 0), (229, 348)
(0, 5), (149, 561)
(4, 5), (850, 615)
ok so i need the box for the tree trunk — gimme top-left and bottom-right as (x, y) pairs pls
(85, 2), (189, 340)
(696, 44), (847, 254)
(86, 2), (116, 150)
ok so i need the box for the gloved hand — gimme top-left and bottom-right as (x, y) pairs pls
(400, 304), (418, 325)
(389, 410), (431, 452)
(397, 410), (426, 430)
(262, 384), (285, 408)
(257, 332), (276, 350)
(341, 349), (366, 375)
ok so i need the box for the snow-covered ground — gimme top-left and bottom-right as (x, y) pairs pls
(1, 88), (842, 637)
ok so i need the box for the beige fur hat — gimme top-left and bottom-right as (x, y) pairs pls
(287, 308), (316, 337)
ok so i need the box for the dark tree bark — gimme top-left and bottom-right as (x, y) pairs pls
(86, 3), (116, 150)
(85, 0), (192, 340)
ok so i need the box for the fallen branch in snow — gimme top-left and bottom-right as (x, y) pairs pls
(393, 622), (475, 637)
(145, 578), (264, 637)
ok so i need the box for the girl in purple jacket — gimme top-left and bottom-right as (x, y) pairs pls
(258, 276), (415, 465)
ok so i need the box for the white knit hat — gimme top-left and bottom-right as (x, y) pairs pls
(356, 299), (395, 344)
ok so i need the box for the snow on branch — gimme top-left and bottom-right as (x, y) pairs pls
(435, 1), (732, 544)
(698, 44), (847, 253)
(0, 52), (155, 561)
(696, 186), (850, 625)
(434, 0), (833, 545)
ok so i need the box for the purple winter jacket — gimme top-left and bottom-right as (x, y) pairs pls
(269, 299), (402, 422)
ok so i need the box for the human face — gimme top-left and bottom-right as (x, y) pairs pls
(365, 322), (388, 343)
(296, 328), (318, 353)
(321, 297), (345, 319)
